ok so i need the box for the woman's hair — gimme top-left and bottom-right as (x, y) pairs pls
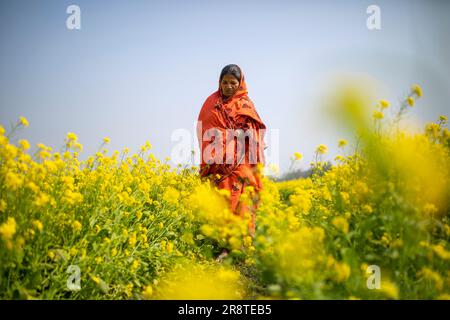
(219, 64), (241, 83)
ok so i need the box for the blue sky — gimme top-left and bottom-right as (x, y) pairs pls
(1, 0), (449, 174)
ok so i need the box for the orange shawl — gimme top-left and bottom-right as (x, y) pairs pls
(196, 69), (266, 192)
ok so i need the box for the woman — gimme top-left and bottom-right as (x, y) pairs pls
(196, 64), (266, 240)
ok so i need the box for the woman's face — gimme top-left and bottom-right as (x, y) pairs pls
(220, 74), (240, 98)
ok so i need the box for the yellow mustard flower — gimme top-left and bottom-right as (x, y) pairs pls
(412, 84), (422, 97)
(19, 116), (29, 127)
(71, 220), (82, 232)
(0, 217), (17, 240)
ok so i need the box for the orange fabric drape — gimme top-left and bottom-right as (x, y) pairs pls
(196, 68), (266, 235)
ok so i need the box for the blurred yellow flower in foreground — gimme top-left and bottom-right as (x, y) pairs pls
(412, 84), (422, 97)
(333, 262), (351, 283)
(0, 217), (17, 241)
(163, 187), (180, 205)
(338, 139), (348, 148)
(380, 100), (390, 109)
(32, 220), (43, 232)
(373, 110), (384, 120)
(157, 262), (243, 299)
(293, 152), (303, 160)
(332, 216), (349, 234)
(142, 285), (153, 299)
(315, 144), (328, 155)
(381, 280), (399, 300)
(71, 220), (82, 232)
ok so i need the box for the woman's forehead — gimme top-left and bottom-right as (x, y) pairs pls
(221, 74), (239, 81)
